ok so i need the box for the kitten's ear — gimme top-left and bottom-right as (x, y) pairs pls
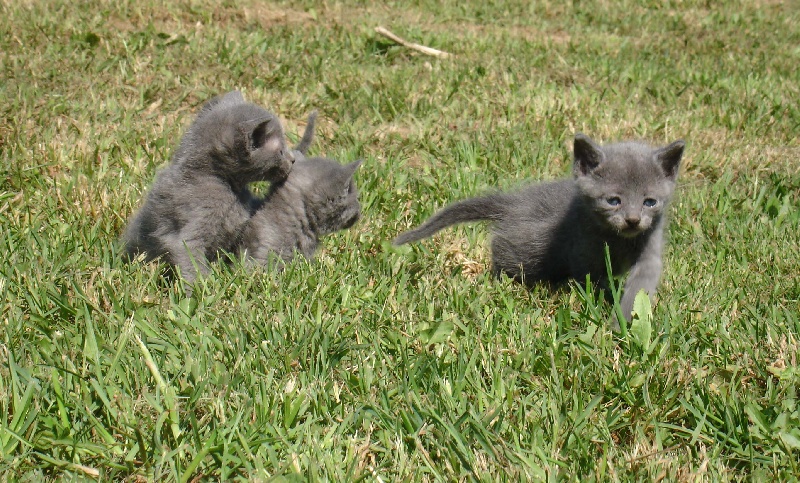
(222, 90), (245, 104)
(241, 116), (278, 150)
(200, 90), (244, 114)
(345, 159), (363, 178)
(573, 133), (605, 175)
(655, 140), (685, 179)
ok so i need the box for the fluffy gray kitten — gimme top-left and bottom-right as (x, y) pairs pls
(394, 134), (685, 328)
(123, 90), (298, 282)
(240, 157), (362, 266)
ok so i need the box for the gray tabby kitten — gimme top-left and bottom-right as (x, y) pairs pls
(240, 157), (362, 266)
(123, 90), (298, 282)
(394, 134), (685, 328)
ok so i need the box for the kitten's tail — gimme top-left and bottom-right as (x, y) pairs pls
(294, 111), (318, 155)
(393, 194), (508, 245)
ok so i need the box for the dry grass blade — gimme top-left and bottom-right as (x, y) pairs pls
(375, 26), (453, 59)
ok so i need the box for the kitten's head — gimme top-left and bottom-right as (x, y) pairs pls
(286, 157), (363, 236)
(573, 133), (685, 238)
(189, 91), (295, 184)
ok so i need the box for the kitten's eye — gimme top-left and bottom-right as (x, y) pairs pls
(643, 198), (657, 207)
(606, 197), (621, 206)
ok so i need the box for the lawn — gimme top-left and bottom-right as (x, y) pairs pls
(1, 0), (799, 480)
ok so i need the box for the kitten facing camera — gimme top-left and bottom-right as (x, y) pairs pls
(123, 91), (297, 283)
(240, 157), (363, 267)
(394, 133), (685, 329)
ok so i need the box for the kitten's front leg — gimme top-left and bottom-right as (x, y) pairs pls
(620, 256), (662, 319)
(163, 234), (211, 289)
(616, 237), (664, 331)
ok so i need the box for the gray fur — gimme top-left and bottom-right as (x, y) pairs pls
(291, 110), (318, 162)
(394, 134), (685, 328)
(241, 157), (362, 266)
(122, 90), (295, 283)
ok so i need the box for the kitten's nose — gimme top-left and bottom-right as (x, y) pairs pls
(286, 150), (296, 163)
(625, 215), (640, 227)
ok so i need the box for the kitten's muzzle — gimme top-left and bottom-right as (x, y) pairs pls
(342, 212), (360, 229)
(619, 218), (647, 238)
(264, 161), (293, 182)
(625, 215), (641, 228)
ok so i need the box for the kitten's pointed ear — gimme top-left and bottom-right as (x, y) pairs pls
(241, 116), (278, 150)
(655, 140), (685, 179)
(200, 90), (244, 114)
(573, 133), (604, 175)
(222, 90), (245, 103)
(345, 159), (363, 177)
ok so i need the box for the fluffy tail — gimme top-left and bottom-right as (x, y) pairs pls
(393, 194), (507, 245)
(294, 110), (318, 155)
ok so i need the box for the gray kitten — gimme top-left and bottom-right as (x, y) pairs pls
(394, 134), (685, 328)
(240, 157), (362, 266)
(123, 91), (296, 283)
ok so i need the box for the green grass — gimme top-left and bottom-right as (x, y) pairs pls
(2, 0), (799, 480)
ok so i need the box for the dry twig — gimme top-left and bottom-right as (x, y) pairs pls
(374, 26), (452, 59)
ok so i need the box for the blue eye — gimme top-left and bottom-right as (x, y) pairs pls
(606, 197), (621, 206)
(643, 198), (657, 207)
